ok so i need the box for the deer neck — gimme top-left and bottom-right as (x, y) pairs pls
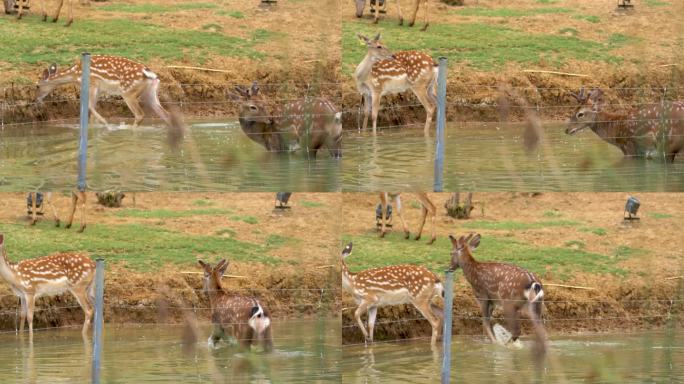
(591, 111), (635, 154)
(206, 278), (225, 306)
(0, 245), (20, 288)
(341, 257), (355, 292)
(48, 65), (83, 85)
(458, 251), (483, 289)
(354, 53), (376, 93)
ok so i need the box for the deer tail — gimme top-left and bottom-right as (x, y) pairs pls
(141, 78), (186, 145)
(526, 282), (544, 303)
(248, 303), (271, 336)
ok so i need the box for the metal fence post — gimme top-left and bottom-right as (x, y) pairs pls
(78, 52), (91, 192)
(91, 258), (105, 384)
(433, 57), (448, 192)
(441, 270), (454, 384)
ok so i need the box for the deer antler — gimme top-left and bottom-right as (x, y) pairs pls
(570, 87), (588, 103)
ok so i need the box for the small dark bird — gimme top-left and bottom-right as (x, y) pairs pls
(275, 192), (292, 209)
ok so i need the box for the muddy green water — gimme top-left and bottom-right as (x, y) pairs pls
(0, 318), (340, 383)
(341, 331), (683, 383)
(0, 121), (341, 192)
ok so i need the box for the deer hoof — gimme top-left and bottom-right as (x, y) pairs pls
(42, 14), (47, 22)
(77, 226), (85, 233)
(65, 223), (72, 229)
(398, 18), (404, 26)
(55, 220), (61, 227)
(427, 237), (436, 245)
(373, 19), (379, 24)
(421, 23), (429, 31)
(30, 220), (36, 226)
(16, 14), (22, 20)
(414, 234), (421, 241)
(408, 21), (415, 27)
(65, 19), (73, 27)
(379, 231), (386, 238)
(404, 232), (410, 240)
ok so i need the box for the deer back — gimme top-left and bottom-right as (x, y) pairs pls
(352, 264), (441, 305)
(211, 292), (263, 326)
(469, 262), (541, 302)
(275, 97), (342, 150)
(15, 253), (95, 295)
(370, 50), (437, 93)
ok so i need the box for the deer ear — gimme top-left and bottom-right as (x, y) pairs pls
(469, 234), (481, 250)
(48, 64), (57, 76)
(41, 69), (50, 81)
(216, 259), (230, 276)
(448, 234), (458, 246)
(198, 260), (210, 272)
(373, 32), (381, 42)
(342, 242), (353, 257)
(250, 81), (260, 97)
(357, 33), (370, 43)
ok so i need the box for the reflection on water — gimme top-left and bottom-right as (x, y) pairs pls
(0, 318), (340, 383)
(444, 122), (684, 191)
(0, 121), (341, 192)
(341, 332), (684, 383)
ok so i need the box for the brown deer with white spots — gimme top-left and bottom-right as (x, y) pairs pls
(28, 191), (87, 233)
(355, 33), (438, 134)
(378, 192), (437, 244)
(449, 234), (546, 349)
(341, 242), (444, 345)
(198, 260), (273, 351)
(0, 234), (95, 336)
(566, 88), (684, 162)
(230, 82), (343, 158)
(36, 55), (183, 132)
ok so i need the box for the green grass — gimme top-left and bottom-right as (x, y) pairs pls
(536, 0), (559, 3)
(218, 10), (245, 19)
(215, 228), (237, 237)
(648, 212), (673, 219)
(644, 0), (670, 6)
(0, 17), (270, 67)
(230, 215), (258, 225)
(564, 240), (586, 249)
(453, 7), (572, 17)
(265, 234), (293, 248)
(579, 227), (608, 236)
(98, 2), (218, 13)
(343, 233), (630, 280)
(572, 15), (601, 23)
(0, 222), (283, 271)
(115, 208), (232, 219)
(300, 200), (325, 208)
(543, 210), (562, 218)
(614, 246), (646, 261)
(461, 219), (580, 231)
(607, 33), (638, 47)
(343, 20), (626, 72)
(192, 199), (215, 207)
(558, 27), (579, 37)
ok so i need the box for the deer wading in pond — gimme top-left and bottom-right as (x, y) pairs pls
(355, 33), (438, 135)
(0, 234), (96, 337)
(36, 55), (184, 133)
(449, 234), (547, 350)
(341, 242), (444, 345)
(230, 82), (343, 158)
(355, 0), (431, 31)
(378, 192), (437, 244)
(198, 260), (273, 351)
(16, 0), (88, 26)
(566, 88), (684, 162)
(28, 191), (87, 233)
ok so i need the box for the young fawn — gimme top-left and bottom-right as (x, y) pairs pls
(0, 234), (95, 337)
(341, 242), (444, 345)
(449, 234), (546, 348)
(198, 260), (273, 351)
(566, 88), (684, 162)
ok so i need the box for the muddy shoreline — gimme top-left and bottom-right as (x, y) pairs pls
(2, 61), (682, 128)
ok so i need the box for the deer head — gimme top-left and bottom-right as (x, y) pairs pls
(358, 33), (395, 62)
(35, 63), (60, 103)
(566, 88), (604, 135)
(448, 233), (481, 271)
(198, 259), (229, 294)
(355, 0), (365, 17)
(341, 242), (353, 259)
(230, 81), (288, 150)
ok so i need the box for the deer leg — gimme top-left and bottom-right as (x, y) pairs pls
(408, 0), (420, 27)
(72, 288), (93, 335)
(30, 193), (38, 226)
(393, 194), (411, 239)
(379, 193), (388, 238)
(88, 87), (109, 127)
(16, 0), (23, 19)
(354, 301), (371, 343)
(122, 94), (145, 128)
(414, 300), (440, 345)
(65, 0), (73, 26)
(417, 193), (436, 244)
(142, 79), (173, 126)
(480, 300), (497, 343)
(420, 0), (429, 31)
(261, 325), (274, 352)
(396, 0), (404, 25)
(53, 0), (64, 22)
(362, 93), (371, 132)
(45, 192), (61, 227)
(75, 190), (86, 233)
(26, 294), (35, 335)
(19, 295), (27, 333)
(371, 91), (382, 135)
(503, 302), (521, 342)
(65, 191), (78, 229)
(208, 324), (224, 348)
(367, 306), (378, 343)
(412, 87), (435, 134)
(41, 0), (47, 21)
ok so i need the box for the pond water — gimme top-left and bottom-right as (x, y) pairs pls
(341, 331), (683, 383)
(0, 318), (340, 383)
(442, 122), (684, 192)
(0, 121), (342, 192)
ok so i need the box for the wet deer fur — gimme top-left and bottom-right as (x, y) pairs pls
(341, 242), (444, 344)
(0, 234), (95, 336)
(198, 259), (273, 351)
(566, 88), (684, 162)
(449, 234), (545, 346)
(231, 82), (342, 158)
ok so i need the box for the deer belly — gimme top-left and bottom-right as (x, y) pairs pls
(34, 277), (70, 297)
(378, 76), (411, 96)
(98, 80), (125, 96)
(375, 288), (412, 305)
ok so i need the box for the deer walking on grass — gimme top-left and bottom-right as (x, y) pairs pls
(36, 55), (184, 133)
(198, 260), (273, 351)
(449, 233), (547, 350)
(16, 0), (88, 26)
(230, 82), (343, 158)
(355, 33), (438, 135)
(0, 234), (95, 337)
(355, 0), (430, 31)
(566, 88), (684, 162)
(341, 242), (444, 345)
(28, 191), (87, 233)
(378, 192), (437, 244)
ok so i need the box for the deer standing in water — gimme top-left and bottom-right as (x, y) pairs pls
(0, 234), (95, 337)
(355, 0), (430, 31)
(378, 192), (437, 244)
(566, 88), (684, 162)
(28, 191), (87, 233)
(16, 0), (87, 26)
(198, 260), (273, 351)
(355, 33), (438, 134)
(36, 55), (183, 132)
(341, 242), (444, 345)
(449, 234), (546, 350)
(231, 82), (343, 158)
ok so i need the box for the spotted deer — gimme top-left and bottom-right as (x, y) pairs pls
(230, 82), (343, 158)
(36, 55), (183, 132)
(355, 34), (437, 134)
(28, 191), (87, 233)
(378, 192), (436, 244)
(355, 0), (430, 31)
(16, 0), (87, 26)
(198, 260), (273, 351)
(0, 234), (95, 336)
(449, 234), (546, 348)
(341, 242), (444, 345)
(566, 88), (684, 162)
